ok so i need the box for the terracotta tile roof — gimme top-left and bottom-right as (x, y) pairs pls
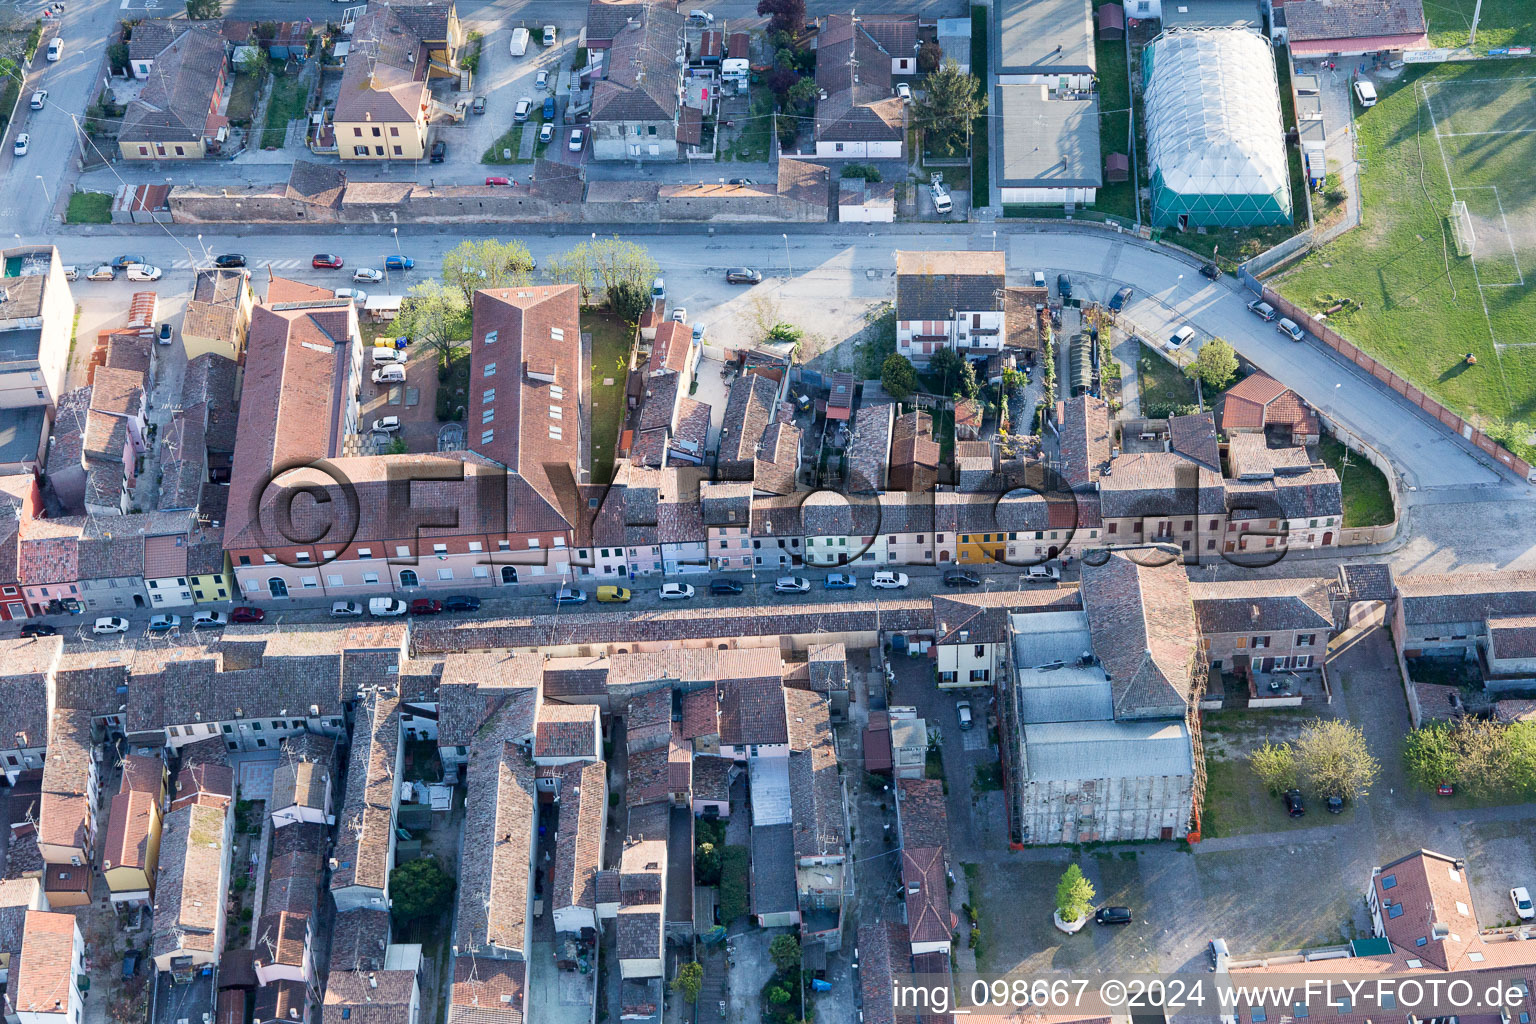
(680, 688), (718, 740)
(648, 321), (692, 377)
(331, 696), (400, 893)
(18, 515), (81, 588)
(0, 638), (58, 754)
(1058, 395), (1112, 490)
(271, 732), (336, 812)
(897, 778), (949, 850)
(593, 5), (685, 124)
(1285, 0), (1425, 42)
(846, 404), (894, 493)
(1397, 571), (1536, 627)
(787, 692), (843, 860)
(180, 353), (240, 452)
(859, 921), (910, 1024)
(1168, 411), (1219, 471)
(896, 251), (1007, 319)
(890, 411), (940, 491)
(754, 421), (801, 495)
(323, 969), (418, 1024)
(152, 802), (229, 959)
(1488, 616), (1536, 660)
(120, 27), (226, 145)
(817, 15), (904, 143)
(253, 978), (307, 1024)
(627, 686), (672, 733)
(257, 909), (310, 968)
(1099, 451), (1224, 517)
(467, 286), (584, 532)
(335, 3), (430, 123)
(1372, 849), (1477, 969)
(903, 845), (953, 944)
(1338, 562), (1394, 604)
(934, 588), (1081, 645)
(1081, 552), (1197, 718)
(718, 675), (787, 746)
(448, 955), (524, 1024)
(616, 906), (663, 960)
(128, 18), (178, 60)
(620, 977), (663, 1018)
(329, 908), (391, 972)
(669, 397), (712, 464)
(1190, 577), (1333, 635)
(1004, 287), (1048, 350)
(550, 760), (605, 912)
(777, 157), (832, 209)
(103, 789), (157, 873)
(12, 911), (76, 1016)
(39, 710), (94, 853)
(534, 702), (601, 759)
(585, 0), (645, 44)
(692, 754), (733, 802)
(1220, 371), (1319, 438)
(719, 373), (780, 474)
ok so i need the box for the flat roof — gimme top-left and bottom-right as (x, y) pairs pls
(748, 756), (791, 827)
(0, 328), (43, 365)
(999, 85), (1103, 188)
(1163, 0), (1262, 29)
(997, 0), (1095, 75)
(1023, 720), (1192, 781)
(0, 406), (46, 465)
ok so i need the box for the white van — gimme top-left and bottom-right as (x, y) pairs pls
(125, 264), (162, 282)
(61, 265), (78, 281)
(1353, 79), (1378, 108)
(47, 37), (62, 62)
(510, 26), (529, 56)
(368, 597), (408, 617)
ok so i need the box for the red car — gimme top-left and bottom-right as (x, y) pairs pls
(484, 176), (511, 186)
(312, 254), (344, 269)
(410, 598), (443, 615)
(1437, 783), (1455, 796)
(229, 607), (265, 623)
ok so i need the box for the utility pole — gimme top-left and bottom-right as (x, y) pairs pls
(1470, 0), (1483, 46)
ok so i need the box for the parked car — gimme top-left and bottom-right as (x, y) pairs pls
(312, 254), (344, 269)
(334, 288), (368, 304)
(1209, 938), (1230, 969)
(472, 96), (485, 114)
(1437, 782), (1455, 796)
(147, 614), (180, 633)
(93, 617), (130, 635)
(1354, 79), (1378, 108)
(1057, 273), (1072, 300)
(1025, 563), (1060, 581)
(330, 600), (364, 618)
(372, 365), (406, 384)
(542, 95), (555, 120)
(686, 8), (713, 23)
(368, 598), (408, 617)
(552, 585), (587, 605)
(29, 90), (46, 109)
(651, 277), (665, 301)
(61, 265), (78, 281)
(1095, 906), (1133, 925)
(728, 178), (756, 185)
(1512, 887), (1535, 921)
(824, 573), (857, 589)
(444, 595), (481, 612)
(47, 37), (61, 61)
(372, 416), (401, 433)
(1169, 325), (1196, 348)
(372, 347), (407, 365)
(956, 700), (973, 730)
(542, 24), (556, 45)
(192, 611), (227, 629)
(430, 140), (446, 163)
(895, 82), (911, 102)
(11, 134), (26, 157)
(1325, 795), (1345, 814)
(659, 583), (695, 600)
(122, 950), (141, 979)
(86, 264), (114, 281)
(158, 322), (173, 346)
(1247, 299), (1277, 321)
(1109, 285), (1134, 311)
(410, 598), (443, 615)
(775, 576), (811, 593)
(230, 607), (265, 623)
(596, 586), (631, 603)
(671, 308), (687, 323)
(539, 123), (555, 144)
(710, 578), (744, 595)
(384, 255), (414, 270)
(485, 176), (511, 186)
(513, 97), (533, 122)
(944, 571), (981, 587)
(111, 255), (147, 269)
(568, 127), (586, 152)
(125, 264), (162, 282)
(510, 26), (529, 56)
(726, 267), (762, 285)
(353, 268), (385, 283)
(871, 571), (909, 589)
(1277, 318), (1305, 342)
(213, 253), (246, 268)
(19, 623), (58, 638)
(1199, 262), (1221, 280)
(1283, 789), (1306, 817)
(1032, 270), (1046, 288)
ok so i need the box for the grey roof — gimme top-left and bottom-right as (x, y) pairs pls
(718, 374), (779, 472)
(1011, 610), (1115, 723)
(997, 0), (1095, 75)
(120, 27), (226, 145)
(592, 5), (684, 123)
(1098, 451), (1225, 517)
(330, 695), (398, 893)
(128, 19), (178, 61)
(1283, 0), (1426, 42)
(1397, 571), (1536, 627)
(586, 0), (647, 43)
(1190, 577), (1333, 635)
(1163, 0), (1262, 29)
(846, 404), (894, 493)
(998, 86), (1102, 189)
(1339, 562), (1395, 605)
(1080, 553), (1197, 719)
(815, 15), (904, 143)
(749, 822), (798, 915)
(1022, 719), (1192, 781)
(895, 251), (1007, 320)
(1168, 412), (1219, 472)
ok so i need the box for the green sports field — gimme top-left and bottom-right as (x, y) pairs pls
(1424, 0), (1536, 50)
(1274, 62), (1536, 461)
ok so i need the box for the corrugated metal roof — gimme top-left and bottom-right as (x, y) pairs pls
(1022, 720), (1192, 781)
(747, 756), (791, 826)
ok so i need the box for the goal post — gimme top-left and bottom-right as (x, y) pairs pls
(1451, 199), (1475, 257)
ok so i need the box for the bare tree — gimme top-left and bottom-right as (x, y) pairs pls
(441, 239), (535, 305)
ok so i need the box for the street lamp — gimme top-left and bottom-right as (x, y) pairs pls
(391, 227), (400, 253)
(783, 233), (792, 278)
(34, 176), (50, 206)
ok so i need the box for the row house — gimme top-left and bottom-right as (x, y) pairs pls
(151, 799), (233, 975)
(548, 760), (607, 938)
(658, 470), (708, 575)
(701, 482), (754, 571)
(1392, 568), (1536, 694)
(934, 588), (1081, 690)
(814, 15), (907, 159)
(1191, 578), (1332, 674)
(255, 822), (328, 990)
(786, 690), (850, 950)
(330, 696), (404, 913)
(894, 251), (1007, 367)
(573, 482), (630, 581)
(589, 5), (688, 161)
(533, 703), (602, 767)
(38, 710), (97, 869)
(8, 912), (84, 1024)
(102, 755), (167, 909)
(269, 733), (338, 828)
(0, 636), (59, 783)
(1222, 434), (1343, 552)
(323, 969), (421, 1024)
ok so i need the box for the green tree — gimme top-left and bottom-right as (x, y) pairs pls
(396, 280), (469, 361)
(441, 239), (535, 304)
(235, 46), (265, 76)
(881, 353), (918, 401)
(787, 76), (819, 112)
(1188, 337), (1238, 392)
(1248, 740), (1298, 795)
(912, 59), (984, 158)
(694, 840), (722, 886)
(544, 246), (595, 303)
(926, 346), (966, 394)
(386, 437), (409, 454)
(1055, 864), (1095, 922)
(107, 40), (130, 74)
(917, 40), (943, 74)
(671, 962), (703, 1004)
(388, 857), (455, 924)
(186, 0), (222, 18)
(1294, 718), (1380, 800)
(769, 934), (802, 972)
(608, 278), (650, 325)
(768, 986), (792, 1006)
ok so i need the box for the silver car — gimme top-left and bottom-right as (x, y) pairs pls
(774, 576), (811, 593)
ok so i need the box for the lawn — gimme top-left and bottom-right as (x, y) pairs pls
(1092, 1), (1135, 223)
(1136, 342), (1198, 418)
(723, 88), (773, 162)
(970, 5), (989, 208)
(226, 71), (263, 126)
(1273, 62), (1536, 464)
(259, 72), (309, 149)
(1317, 435), (1395, 527)
(65, 192), (111, 224)
(584, 313), (632, 484)
(1426, 0), (1536, 48)
(482, 125), (526, 164)
(1198, 708), (1355, 838)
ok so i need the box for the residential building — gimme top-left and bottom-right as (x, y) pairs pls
(889, 709), (927, 778)
(532, 704), (602, 766)
(181, 270), (254, 362)
(143, 532), (194, 608)
(894, 251), (1006, 366)
(37, 710), (96, 868)
(269, 733), (337, 828)
(548, 760), (607, 936)
(118, 27), (229, 160)
(1219, 371), (1321, 445)
(322, 969), (421, 1024)
(859, 15), (925, 75)
(1222, 434), (1342, 552)
(1277, 0), (1429, 59)
(718, 374), (780, 481)
(754, 420), (801, 496)
(1098, 450), (1226, 561)
(701, 482), (754, 571)
(391, 0), (464, 70)
(0, 636), (58, 783)
(0, 479), (40, 619)
(786, 690), (849, 948)
(814, 15), (906, 159)
(330, 696), (403, 913)
(749, 494), (804, 570)
(801, 491), (880, 568)
(126, 19), (178, 79)
(335, 4), (432, 161)
(151, 800), (233, 973)
(447, 957), (524, 1024)
(0, 247), (74, 475)
(889, 412), (940, 493)
(1192, 577), (1332, 674)
(658, 468), (708, 575)
(846, 403), (895, 493)
(589, 5), (687, 161)
(895, 777), (953, 956)
(10, 912), (83, 1024)
(102, 787), (161, 908)
(934, 588), (1081, 689)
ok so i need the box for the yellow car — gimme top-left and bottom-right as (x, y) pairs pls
(596, 585), (631, 603)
